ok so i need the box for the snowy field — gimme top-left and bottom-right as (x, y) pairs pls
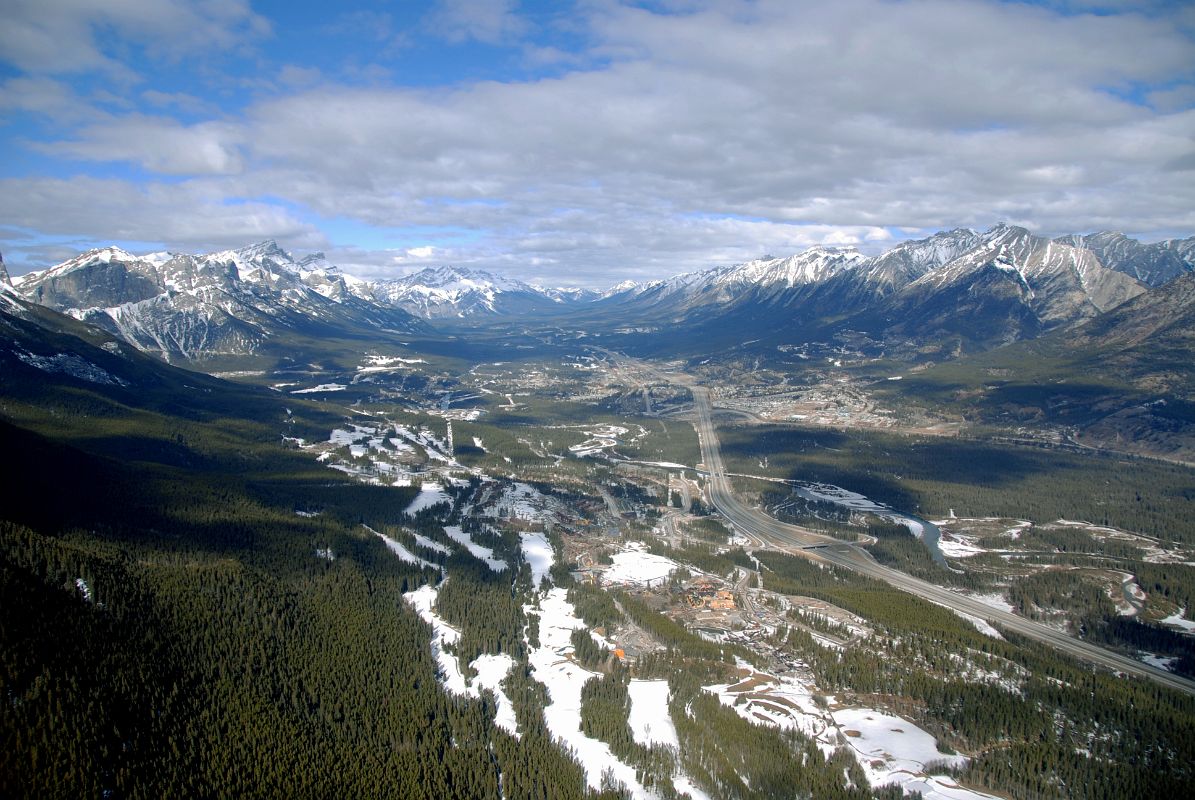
(1161, 608), (1195, 634)
(627, 680), (679, 748)
(404, 584), (518, 736)
(406, 483), (452, 515)
(525, 588), (648, 796)
(291, 383), (346, 393)
(705, 664), (999, 800)
(519, 530), (555, 587)
(601, 541), (680, 586)
(833, 708), (998, 800)
(444, 525), (507, 571)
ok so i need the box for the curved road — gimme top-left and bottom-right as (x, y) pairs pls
(689, 386), (1195, 697)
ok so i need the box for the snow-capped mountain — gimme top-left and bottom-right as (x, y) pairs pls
(367, 266), (595, 319)
(865, 226), (1137, 354)
(16, 242), (422, 362)
(1054, 231), (1195, 287)
(591, 224), (1153, 356)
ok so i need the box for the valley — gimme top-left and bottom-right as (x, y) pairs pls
(4, 232), (1195, 799)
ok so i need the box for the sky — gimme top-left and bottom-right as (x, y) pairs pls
(1, 0), (1193, 287)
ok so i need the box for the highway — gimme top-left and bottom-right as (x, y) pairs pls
(688, 385), (1195, 697)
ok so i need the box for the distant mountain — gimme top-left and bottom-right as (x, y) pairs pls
(367, 265), (596, 319)
(593, 224), (1149, 358)
(875, 225), (1145, 356)
(1054, 232), (1195, 287)
(15, 242), (423, 363)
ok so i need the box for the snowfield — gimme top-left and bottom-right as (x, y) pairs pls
(291, 383), (346, 393)
(833, 708), (998, 800)
(404, 584), (519, 736)
(706, 664), (998, 800)
(444, 525), (508, 571)
(602, 541), (680, 586)
(525, 588), (648, 797)
(1161, 608), (1195, 634)
(519, 530), (555, 587)
(405, 483), (452, 515)
(627, 679), (679, 747)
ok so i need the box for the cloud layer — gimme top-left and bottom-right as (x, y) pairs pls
(2, 0), (1193, 286)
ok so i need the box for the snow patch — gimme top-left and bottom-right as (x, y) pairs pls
(444, 525), (508, 571)
(602, 541), (680, 587)
(526, 588), (647, 796)
(406, 483), (452, 516)
(291, 383), (347, 393)
(1161, 608), (1195, 634)
(520, 530), (555, 587)
(628, 679), (679, 748)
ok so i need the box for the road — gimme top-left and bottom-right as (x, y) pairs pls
(688, 385), (1195, 697)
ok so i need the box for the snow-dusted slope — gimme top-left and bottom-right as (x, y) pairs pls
(1055, 231), (1195, 287)
(17, 242), (422, 362)
(875, 225), (1146, 353)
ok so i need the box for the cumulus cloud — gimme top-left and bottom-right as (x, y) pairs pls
(4, 0), (1194, 284)
(0, 176), (322, 259)
(424, 0), (529, 44)
(0, 0), (270, 76)
(41, 116), (247, 175)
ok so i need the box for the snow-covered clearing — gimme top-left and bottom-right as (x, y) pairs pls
(444, 525), (508, 571)
(412, 532), (451, 555)
(357, 353), (426, 372)
(369, 526), (438, 571)
(628, 679), (679, 747)
(526, 588), (648, 796)
(494, 482), (552, 521)
(520, 530), (555, 587)
(706, 667), (832, 745)
(962, 591), (1017, 615)
(936, 536), (987, 559)
(625, 460), (691, 470)
(957, 612), (1004, 639)
(330, 425), (375, 446)
(568, 424), (628, 457)
(833, 708), (997, 800)
(472, 436), (487, 451)
(1161, 608), (1195, 634)
(1140, 652), (1180, 670)
(704, 665), (997, 799)
(406, 483), (452, 515)
(673, 775), (713, 800)
(405, 584), (518, 735)
(314, 547), (335, 561)
(602, 541), (680, 587)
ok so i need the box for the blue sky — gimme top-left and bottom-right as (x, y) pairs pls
(2, 0), (1193, 286)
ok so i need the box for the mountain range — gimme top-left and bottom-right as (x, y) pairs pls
(9, 225), (1194, 365)
(11, 241), (423, 363)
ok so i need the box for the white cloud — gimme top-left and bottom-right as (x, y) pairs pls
(424, 0), (529, 44)
(0, 0), (270, 76)
(41, 116), (246, 175)
(0, 176), (322, 252)
(3, 0), (1194, 285)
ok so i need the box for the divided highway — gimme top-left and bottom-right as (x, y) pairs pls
(689, 385), (1195, 697)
